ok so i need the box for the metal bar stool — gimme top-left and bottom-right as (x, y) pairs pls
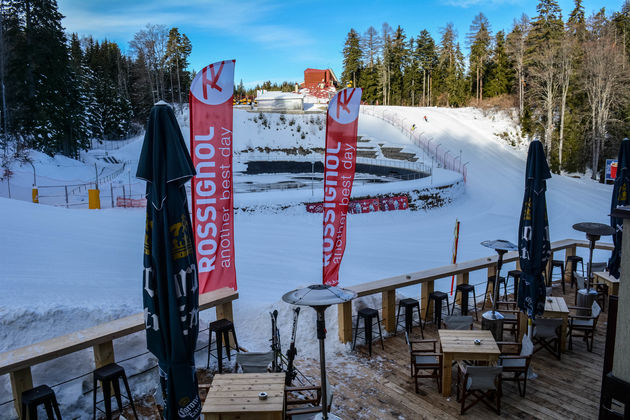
(22, 385), (62, 420)
(424, 291), (450, 328)
(506, 270), (521, 302)
(566, 256), (585, 289)
(549, 260), (565, 292)
(395, 298), (424, 338)
(207, 318), (240, 373)
(481, 276), (507, 310)
(352, 307), (384, 356)
(451, 283), (479, 321)
(92, 363), (138, 420)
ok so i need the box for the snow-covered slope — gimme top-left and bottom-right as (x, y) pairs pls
(0, 106), (614, 418)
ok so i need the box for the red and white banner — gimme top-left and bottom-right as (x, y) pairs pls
(189, 60), (237, 293)
(322, 88), (362, 286)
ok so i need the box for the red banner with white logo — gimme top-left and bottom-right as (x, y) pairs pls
(322, 88), (362, 286)
(189, 60), (237, 293)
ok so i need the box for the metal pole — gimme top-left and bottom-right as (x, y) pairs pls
(122, 185), (126, 207)
(28, 161), (36, 186)
(317, 308), (328, 420)
(94, 163), (99, 190)
(128, 170), (131, 199)
(64, 185), (68, 208)
(311, 161), (315, 196)
(110, 184), (114, 208)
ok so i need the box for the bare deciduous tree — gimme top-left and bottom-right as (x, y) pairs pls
(129, 24), (168, 103)
(507, 14), (529, 118)
(583, 20), (630, 179)
(529, 42), (560, 154)
(557, 32), (575, 167)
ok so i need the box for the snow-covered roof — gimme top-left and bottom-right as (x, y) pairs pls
(256, 91), (304, 100)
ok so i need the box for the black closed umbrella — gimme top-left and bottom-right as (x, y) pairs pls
(137, 102), (201, 419)
(517, 140), (552, 335)
(608, 138), (630, 279)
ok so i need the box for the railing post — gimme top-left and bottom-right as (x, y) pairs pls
(546, 251), (554, 284)
(455, 272), (469, 306)
(382, 290), (396, 334)
(421, 280), (434, 321)
(337, 302), (353, 343)
(10, 367), (33, 418)
(564, 245), (576, 284)
(93, 340), (116, 394)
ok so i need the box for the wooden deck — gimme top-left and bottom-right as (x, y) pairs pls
(301, 283), (607, 420)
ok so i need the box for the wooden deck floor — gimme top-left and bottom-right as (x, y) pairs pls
(298, 284), (607, 420)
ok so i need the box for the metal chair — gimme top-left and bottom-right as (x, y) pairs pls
(234, 351), (274, 373)
(481, 276), (507, 310)
(568, 301), (602, 352)
(405, 331), (442, 393)
(497, 335), (533, 397)
(588, 262), (609, 310)
(496, 301), (520, 338)
(566, 256), (584, 289)
(442, 315), (473, 330)
(532, 318), (563, 360)
(456, 364), (503, 415)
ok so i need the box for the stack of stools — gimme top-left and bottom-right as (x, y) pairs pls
(21, 385), (62, 420)
(395, 298), (424, 338)
(566, 255), (585, 289)
(207, 318), (240, 373)
(451, 283), (479, 320)
(424, 291), (450, 328)
(352, 307), (384, 357)
(506, 270), (522, 302)
(92, 363), (138, 420)
(481, 276), (507, 310)
(548, 259), (565, 292)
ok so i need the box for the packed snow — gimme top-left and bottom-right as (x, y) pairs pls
(0, 105), (614, 419)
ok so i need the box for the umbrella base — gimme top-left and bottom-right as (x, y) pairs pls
(577, 289), (597, 316)
(481, 311), (504, 341)
(309, 413), (343, 420)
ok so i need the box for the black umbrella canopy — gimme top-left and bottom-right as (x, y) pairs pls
(518, 140), (552, 319)
(137, 103), (202, 419)
(609, 138), (630, 278)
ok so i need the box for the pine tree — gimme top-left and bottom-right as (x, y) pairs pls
(416, 30), (438, 106)
(389, 26), (407, 105)
(341, 28), (362, 88)
(467, 13), (492, 103)
(436, 23), (466, 107)
(485, 30), (512, 97)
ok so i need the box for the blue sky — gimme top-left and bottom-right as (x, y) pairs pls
(58, 0), (622, 87)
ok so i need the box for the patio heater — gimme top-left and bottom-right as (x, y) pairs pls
(480, 239), (518, 341)
(282, 284), (357, 420)
(572, 222), (614, 311)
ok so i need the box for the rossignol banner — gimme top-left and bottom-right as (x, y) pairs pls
(322, 88), (362, 286)
(189, 60), (237, 293)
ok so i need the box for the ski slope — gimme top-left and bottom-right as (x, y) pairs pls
(0, 106), (614, 418)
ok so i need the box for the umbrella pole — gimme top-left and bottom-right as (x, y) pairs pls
(316, 307), (329, 420)
(527, 317), (533, 338)
(493, 250), (505, 316)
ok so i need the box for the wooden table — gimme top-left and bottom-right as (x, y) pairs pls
(438, 329), (500, 397)
(543, 296), (570, 352)
(593, 271), (620, 296)
(202, 373), (285, 420)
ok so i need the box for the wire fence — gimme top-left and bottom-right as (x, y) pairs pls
(361, 106), (468, 183)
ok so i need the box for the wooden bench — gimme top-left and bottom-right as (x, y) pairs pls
(337, 239), (614, 343)
(0, 287), (238, 417)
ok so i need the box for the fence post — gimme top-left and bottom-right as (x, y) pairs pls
(382, 290), (396, 334)
(111, 184), (115, 208)
(65, 185), (69, 208)
(122, 185), (126, 208)
(421, 280), (435, 321)
(337, 302), (353, 343)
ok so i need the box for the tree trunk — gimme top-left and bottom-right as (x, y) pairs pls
(559, 84), (568, 168)
(422, 70), (426, 106)
(175, 57), (182, 105)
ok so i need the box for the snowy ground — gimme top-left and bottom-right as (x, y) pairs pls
(0, 105), (614, 419)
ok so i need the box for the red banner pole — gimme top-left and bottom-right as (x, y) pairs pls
(189, 60), (237, 293)
(322, 88), (362, 286)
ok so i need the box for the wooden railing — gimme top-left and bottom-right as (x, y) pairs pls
(0, 287), (238, 417)
(337, 239), (614, 343)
